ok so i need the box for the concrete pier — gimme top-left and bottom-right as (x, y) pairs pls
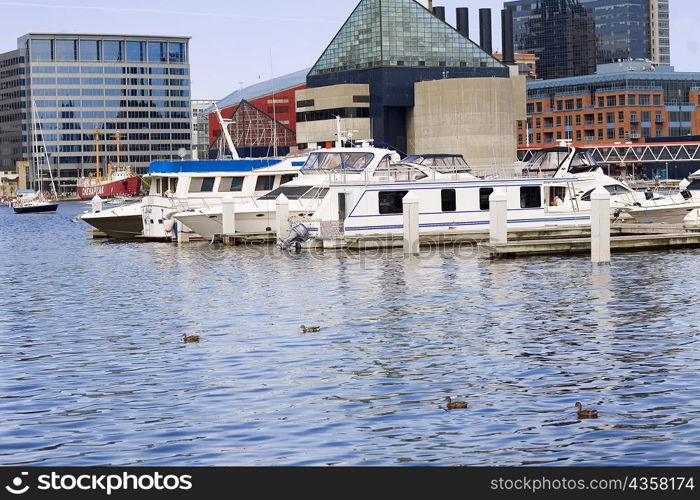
(591, 186), (611, 263)
(489, 188), (508, 245)
(91, 195), (103, 213)
(403, 192), (419, 256)
(222, 196), (236, 237)
(275, 194), (290, 241)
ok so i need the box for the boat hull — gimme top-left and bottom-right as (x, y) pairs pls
(81, 203), (144, 239)
(13, 203), (59, 214)
(77, 177), (141, 200)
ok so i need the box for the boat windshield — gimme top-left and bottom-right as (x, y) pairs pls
(568, 151), (598, 174)
(258, 185), (329, 201)
(301, 152), (374, 173)
(687, 179), (700, 191)
(526, 150), (569, 173)
(403, 155), (471, 173)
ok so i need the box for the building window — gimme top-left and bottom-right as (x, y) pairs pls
(628, 94), (636, 105)
(597, 113), (603, 124)
(598, 97), (604, 107)
(536, 102), (542, 113)
(55, 40), (77, 61)
(607, 129), (615, 139)
(30, 39), (53, 61)
(556, 116), (561, 126)
(556, 101), (563, 111)
(575, 115), (581, 126)
(642, 127), (651, 138)
(576, 130), (581, 141)
(598, 129), (603, 140)
(642, 111), (651, 122)
(527, 103), (535, 114)
(640, 95), (650, 106)
(148, 42), (167, 63)
(255, 176), (275, 191)
(479, 188), (493, 211)
(79, 40), (100, 61)
(619, 128), (625, 138)
(168, 42), (186, 63)
(556, 132), (562, 140)
(653, 94), (661, 106)
(619, 95), (626, 106)
(607, 95), (616, 107)
(535, 118), (541, 128)
(353, 95), (370, 103)
(565, 99), (574, 110)
(606, 112), (615, 123)
(297, 99), (315, 108)
(536, 133), (541, 143)
(378, 191), (409, 215)
(576, 98), (582, 109)
(441, 189), (456, 212)
(520, 186), (541, 209)
(126, 41), (145, 62)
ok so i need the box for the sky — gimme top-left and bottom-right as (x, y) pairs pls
(0, 0), (698, 100)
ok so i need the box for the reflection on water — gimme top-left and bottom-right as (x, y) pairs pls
(0, 203), (698, 466)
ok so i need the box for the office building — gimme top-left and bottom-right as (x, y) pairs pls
(506, 0), (671, 80)
(0, 33), (191, 192)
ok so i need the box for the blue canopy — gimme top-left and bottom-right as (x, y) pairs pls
(147, 159), (281, 174)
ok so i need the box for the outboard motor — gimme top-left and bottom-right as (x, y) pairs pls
(681, 189), (693, 200)
(278, 224), (310, 249)
(645, 189), (654, 201)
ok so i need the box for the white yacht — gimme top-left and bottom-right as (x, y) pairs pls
(172, 146), (592, 246)
(80, 155), (305, 239)
(141, 155), (305, 241)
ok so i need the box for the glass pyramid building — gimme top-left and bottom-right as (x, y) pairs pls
(309, 0), (503, 77)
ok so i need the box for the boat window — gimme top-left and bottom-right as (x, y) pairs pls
(301, 152), (373, 172)
(688, 180), (700, 191)
(441, 189), (456, 212)
(604, 184), (632, 195)
(255, 175), (275, 191)
(527, 151), (568, 172)
(569, 152), (597, 172)
(520, 186), (541, 208)
(189, 177), (215, 193)
(374, 162), (428, 181)
(480, 188), (494, 211)
(258, 186), (315, 200)
(378, 190), (409, 215)
(168, 177), (178, 192)
(280, 174), (297, 184)
(151, 178), (161, 195)
(403, 155), (471, 173)
(219, 177), (244, 192)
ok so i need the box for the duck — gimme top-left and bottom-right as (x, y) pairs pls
(183, 334), (200, 344)
(575, 402), (598, 419)
(445, 397), (468, 410)
(300, 325), (321, 333)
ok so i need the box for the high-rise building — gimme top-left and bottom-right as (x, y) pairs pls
(506, 0), (598, 80)
(506, 0), (671, 79)
(0, 33), (191, 193)
(191, 99), (217, 160)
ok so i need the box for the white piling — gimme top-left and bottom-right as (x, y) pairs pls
(275, 193), (290, 239)
(591, 185), (611, 264)
(90, 195), (103, 213)
(402, 191), (420, 256)
(489, 188), (508, 244)
(177, 222), (190, 244)
(221, 196), (237, 236)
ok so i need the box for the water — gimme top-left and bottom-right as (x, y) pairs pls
(1, 202), (699, 466)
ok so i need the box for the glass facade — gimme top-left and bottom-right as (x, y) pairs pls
(6, 34), (191, 190)
(506, 0), (672, 79)
(310, 0), (501, 76)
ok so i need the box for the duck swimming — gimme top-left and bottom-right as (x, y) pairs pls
(575, 402), (598, 419)
(183, 334), (200, 343)
(300, 325), (321, 333)
(445, 397), (468, 410)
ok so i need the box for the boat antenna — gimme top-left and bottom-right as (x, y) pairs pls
(270, 49), (278, 157)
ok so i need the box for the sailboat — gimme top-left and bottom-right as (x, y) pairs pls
(13, 101), (59, 214)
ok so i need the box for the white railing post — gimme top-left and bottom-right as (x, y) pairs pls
(402, 191), (420, 256)
(591, 185), (611, 264)
(275, 193), (290, 239)
(489, 188), (508, 244)
(222, 195), (236, 236)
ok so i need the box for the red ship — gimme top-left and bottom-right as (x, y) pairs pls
(76, 130), (142, 199)
(77, 168), (141, 199)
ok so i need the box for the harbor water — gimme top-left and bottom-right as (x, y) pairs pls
(1, 202), (698, 466)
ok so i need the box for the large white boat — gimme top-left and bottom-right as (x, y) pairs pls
(80, 155), (306, 239)
(172, 145), (593, 245)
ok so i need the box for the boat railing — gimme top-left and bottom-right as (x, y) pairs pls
(166, 195), (262, 212)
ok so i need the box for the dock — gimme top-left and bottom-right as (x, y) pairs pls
(479, 223), (700, 258)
